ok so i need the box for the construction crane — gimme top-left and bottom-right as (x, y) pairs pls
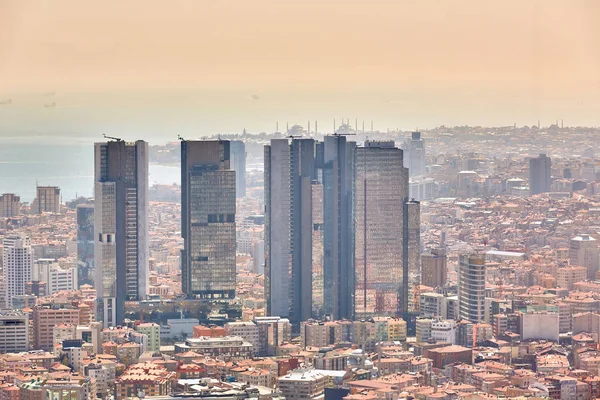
(177, 135), (186, 141)
(103, 134), (123, 142)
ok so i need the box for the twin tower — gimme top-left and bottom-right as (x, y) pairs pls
(265, 136), (420, 325)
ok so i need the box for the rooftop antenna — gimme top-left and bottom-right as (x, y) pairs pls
(315, 120), (318, 135)
(103, 134), (123, 142)
(355, 118), (358, 133)
(371, 120), (373, 133)
(286, 122), (289, 133)
(334, 119), (336, 134)
(276, 121), (279, 133)
(362, 121), (365, 134)
(308, 121), (310, 135)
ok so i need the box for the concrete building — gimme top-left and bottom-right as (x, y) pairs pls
(355, 141), (409, 318)
(431, 319), (457, 344)
(181, 140), (236, 300)
(278, 368), (327, 400)
(557, 266), (587, 290)
(76, 204), (95, 286)
(35, 260), (78, 294)
(33, 306), (80, 351)
(264, 138), (316, 324)
(224, 321), (259, 355)
(521, 312), (559, 342)
(421, 248), (447, 288)
(174, 336), (253, 359)
(94, 139), (149, 327)
(570, 235), (600, 279)
(2, 234), (34, 308)
(0, 194), (21, 218)
(416, 318), (433, 343)
(0, 310), (29, 352)
(529, 154), (552, 195)
(136, 323), (161, 352)
(115, 363), (174, 399)
(420, 292), (445, 318)
(404, 200), (421, 314)
(230, 140), (246, 198)
(300, 321), (342, 348)
(458, 254), (486, 323)
(254, 316), (292, 356)
(33, 186), (61, 214)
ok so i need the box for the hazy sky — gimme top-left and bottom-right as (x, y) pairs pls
(1, 0), (599, 140)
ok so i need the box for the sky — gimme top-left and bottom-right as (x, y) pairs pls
(1, 0), (599, 143)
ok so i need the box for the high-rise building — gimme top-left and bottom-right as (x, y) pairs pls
(230, 140), (247, 198)
(355, 141), (409, 318)
(529, 153), (552, 195)
(321, 135), (356, 320)
(94, 140), (149, 327)
(421, 248), (447, 288)
(0, 310), (29, 352)
(404, 132), (426, 178)
(0, 193), (21, 218)
(264, 138), (315, 324)
(181, 140), (236, 300)
(33, 306), (80, 351)
(404, 200), (421, 315)
(2, 234), (34, 308)
(458, 254), (486, 323)
(570, 235), (600, 279)
(34, 186), (61, 214)
(76, 204), (95, 286)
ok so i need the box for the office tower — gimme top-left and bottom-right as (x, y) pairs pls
(181, 140), (236, 300)
(404, 200), (421, 314)
(2, 234), (34, 308)
(355, 141), (409, 318)
(230, 140), (247, 198)
(529, 153), (552, 195)
(458, 254), (486, 323)
(321, 135), (356, 320)
(264, 138), (315, 324)
(94, 140), (149, 327)
(34, 186), (61, 214)
(0, 310), (29, 352)
(570, 235), (600, 279)
(404, 132), (426, 178)
(77, 204), (95, 286)
(0, 193), (21, 218)
(422, 248), (448, 288)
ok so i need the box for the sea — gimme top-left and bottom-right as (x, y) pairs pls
(0, 144), (180, 202)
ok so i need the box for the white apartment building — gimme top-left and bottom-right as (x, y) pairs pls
(2, 234), (34, 307)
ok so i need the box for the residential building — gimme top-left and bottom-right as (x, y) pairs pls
(458, 254), (486, 323)
(431, 319), (457, 344)
(570, 235), (600, 279)
(557, 265), (587, 290)
(181, 140), (236, 300)
(33, 306), (80, 351)
(174, 336), (253, 359)
(2, 234), (33, 307)
(136, 323), (161, 352)
(0, 194), (21, 218)
(94, 139), (149, 327)
(278, 368), (327, 400)
(224, 322), (259, 355)
(115, 363), (174, 398)
(33, 186), (61, 214)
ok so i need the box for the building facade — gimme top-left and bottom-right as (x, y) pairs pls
(355, 141), (409, 318)
(458, 254), (486, 323)
(76, 204), (95, 286)
(34, 186), (61, 214)
(181, 140), (236, 300)
(2, 234), (34, 308)
(0, 194), (21, 218)
(94, 140), (149, 327)
(421, 248), (448, 288)
(230, 140), (246, 198)
(529, 153), (552, 195)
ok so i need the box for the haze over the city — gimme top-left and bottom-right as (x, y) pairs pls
(1, 0), (599, 144)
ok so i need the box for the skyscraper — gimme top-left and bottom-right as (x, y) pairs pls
(0, 193), (21, 218)
(77, 204), (95, 286)
(321, 135), (356, 320)
(404, 132), (426, 178)
(94, 140), (149, 327)
(34, 186), (61, 214)
(181, 140), (236, 300)
(2, 234), (34, 308)
(355, 141), (409, 318)
(404, 200), (421, 315)
(264, 138), (315, 324)
(230, 140), (247, 198)
(458, 254), (486, 323)
(529, 153), (552, 195)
